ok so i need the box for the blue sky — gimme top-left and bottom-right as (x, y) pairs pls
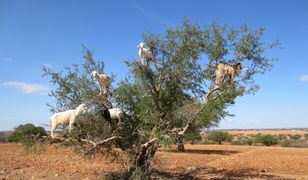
(0, 0), (307, 130)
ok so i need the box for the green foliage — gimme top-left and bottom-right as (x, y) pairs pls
(253, 134), (278, 146)
(42, 45), (111, 113)
(43, 46), (139, 152)
(289, 134), (301, 140)
(9, 123), (47, 153)
(280, 140), (291, 147)
(304, 134), (308, 139)
(9, 123), (46, 143)
(114, 20), (278, 145)
(185, 130), (202, 144)
(206, 131), (233, 145)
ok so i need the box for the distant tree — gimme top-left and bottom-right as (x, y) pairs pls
(206, 131), (233, 145)
(9, 123), (46, 143)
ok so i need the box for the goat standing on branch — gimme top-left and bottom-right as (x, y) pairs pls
(108, 108), (124, 125)
(138, 42), (153, 66)
(50, 103), (87, 138)
(215, 62), (243, 87)
(91, 70), (112, 96)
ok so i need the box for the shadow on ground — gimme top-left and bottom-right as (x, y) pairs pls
(152, 167), (290, 180)
(161, 149), (239, 155)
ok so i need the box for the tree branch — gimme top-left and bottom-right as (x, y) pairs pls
(178, 86), (220, 136)
(134, 138), (158, 167)
(81, 136), (123, 155)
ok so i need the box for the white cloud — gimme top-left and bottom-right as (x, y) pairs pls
(1, 81), (50, 94)
(43, 63), (53, 68)
(130, 2), (170, 26)
(299, 75), (308, 82)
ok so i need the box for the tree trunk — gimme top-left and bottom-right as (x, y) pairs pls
(175, 86), (220, 152)
(177, 135), (185, 152)
(129, 138), (158, 176)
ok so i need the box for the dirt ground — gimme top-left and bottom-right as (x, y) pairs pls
(0, 143), (307, 180)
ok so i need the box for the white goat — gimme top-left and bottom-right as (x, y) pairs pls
(138, 42), (153, 66)
(91, 70), (111, 96)
(50, 103), (87, 138)
(108, 108), (124, 124)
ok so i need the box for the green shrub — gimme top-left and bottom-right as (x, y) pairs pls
(245, 139), (253, 145)
(289, 134), (301, 140)
(281, 140), (291, 147)
(202, 139), (217, 145)
(8, 123), (47, 153)
(253, 134), (278, 146)
(9, 123), (46, 143)
(304, 134), (308, 139)
(185, 131), (202, 144)
(206, 131), (233, 145)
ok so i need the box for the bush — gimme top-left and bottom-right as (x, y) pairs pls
(202, 139), (218, 145)
(206, 131), (233, 145)
(304, 134), (308, 139)
(289, 134), (301, 140)
(9, 123), (46, 143)
(280, 140), (291, 147)
(185, 131), (202, 144)
(253, 134), (278, 146)
(245, 139), (253, 146)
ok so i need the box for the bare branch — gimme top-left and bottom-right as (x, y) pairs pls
(81, 136), (123, 155)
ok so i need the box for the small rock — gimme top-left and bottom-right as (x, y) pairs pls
(55, 174), (59, 177)
(187, 166), (197, 171)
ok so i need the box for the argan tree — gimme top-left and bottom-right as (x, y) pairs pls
(43, 20), (279, 178)
(114, 19), (279, 155)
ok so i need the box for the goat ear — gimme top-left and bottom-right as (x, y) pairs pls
(214, 64), (218, 69)
(237, 63), (243, 70)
